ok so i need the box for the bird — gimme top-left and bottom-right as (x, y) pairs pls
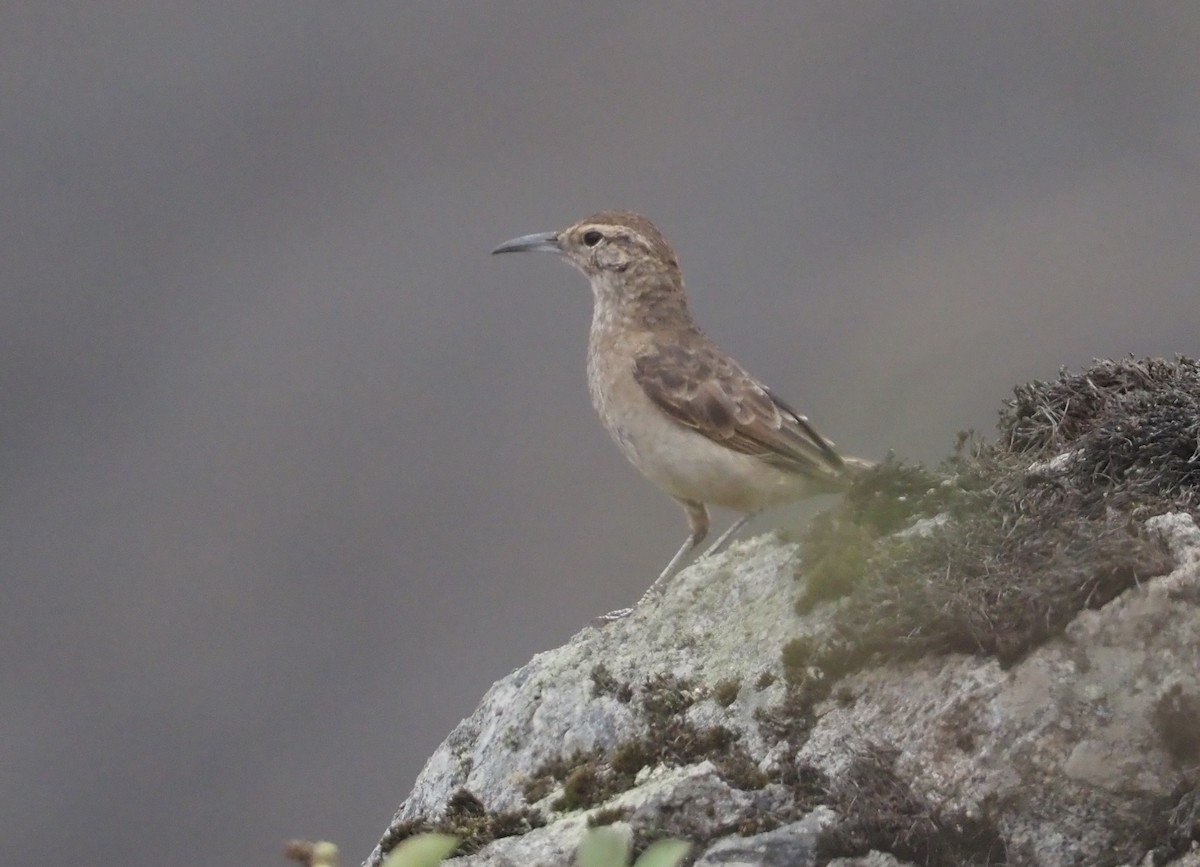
(492, 211), (872, 618)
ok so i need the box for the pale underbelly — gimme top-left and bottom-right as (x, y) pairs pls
(611, 421), (815, 512)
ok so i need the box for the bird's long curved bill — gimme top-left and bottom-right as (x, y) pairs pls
(491, 231), (560, 255)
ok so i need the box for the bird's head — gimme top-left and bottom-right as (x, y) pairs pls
(492, 211), (680, 281)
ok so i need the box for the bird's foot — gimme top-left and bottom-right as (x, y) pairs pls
(590, 606), (634, 627)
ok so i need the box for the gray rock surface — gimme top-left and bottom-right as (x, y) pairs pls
(364, 513), (1200, 867)
(693, 810), (835, 867)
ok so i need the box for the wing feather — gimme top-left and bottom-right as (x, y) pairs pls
(633, 336), (846, 479)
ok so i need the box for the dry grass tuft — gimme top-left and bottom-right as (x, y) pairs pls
(795, 357), (1195, 670)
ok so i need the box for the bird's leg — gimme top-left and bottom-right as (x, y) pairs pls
(700, 509), (761, 560)
(640, 499), (709, 602)
(591, 500), (709, 626)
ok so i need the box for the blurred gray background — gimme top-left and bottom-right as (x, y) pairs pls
(3, 3), (1198, 865)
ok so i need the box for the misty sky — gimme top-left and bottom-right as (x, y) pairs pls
(4, 5), (1199, 867)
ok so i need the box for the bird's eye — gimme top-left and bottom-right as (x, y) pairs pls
(582, 230), (603, 247)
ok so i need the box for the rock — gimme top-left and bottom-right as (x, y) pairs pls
(693, 810), (835, 866)
(363, 513), (1200, 867)
(364, 360), (1200, 867)
(364, 534), (815, 866)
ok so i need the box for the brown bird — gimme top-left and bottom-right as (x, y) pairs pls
(493, 211), (872, 617)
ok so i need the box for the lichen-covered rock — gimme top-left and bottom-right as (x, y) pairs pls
(363, 513), (1199, 867)
(364, 535), (814, 866)
(693, 810), (835, 867)
(364, 360), (1200, 867)
(799, 514), (1200, 866)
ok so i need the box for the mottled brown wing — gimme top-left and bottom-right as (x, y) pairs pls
(633, 336), (846, 479)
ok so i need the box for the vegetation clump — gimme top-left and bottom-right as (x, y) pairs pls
(523, 673), (768, 814)
(793, 357), (1193, 670)
(712, 678), (741, 707)
(376, 787), (544, 859)
(522, 748), (605, 805)
(1163, 783), (1200, 859)
(591, 663), (635, 702)
(813, 743), (1012, 866)
(1152, 684), (1200, 767)
(1128, 781), (1200, 867)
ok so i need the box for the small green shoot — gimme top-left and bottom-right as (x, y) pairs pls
(632, 839), (691, 867)
(577, 826), (630, 867)
(576, 826), (689, 867)
(381, 833), (460, 867)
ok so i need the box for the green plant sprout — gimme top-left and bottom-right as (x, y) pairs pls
(381, 833), (460, 867)
(577, 826), (690, 867)
(377, 827), (688, 867)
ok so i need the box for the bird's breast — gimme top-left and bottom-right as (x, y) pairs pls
(586, 325), (660, 454)
(585, 326), (811, 511)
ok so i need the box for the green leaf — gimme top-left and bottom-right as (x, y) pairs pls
(577, 826), (631, 867)
(310, 841), (339, 866)
(381, 833), (460, 867)
(632, 839), (690, 867)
